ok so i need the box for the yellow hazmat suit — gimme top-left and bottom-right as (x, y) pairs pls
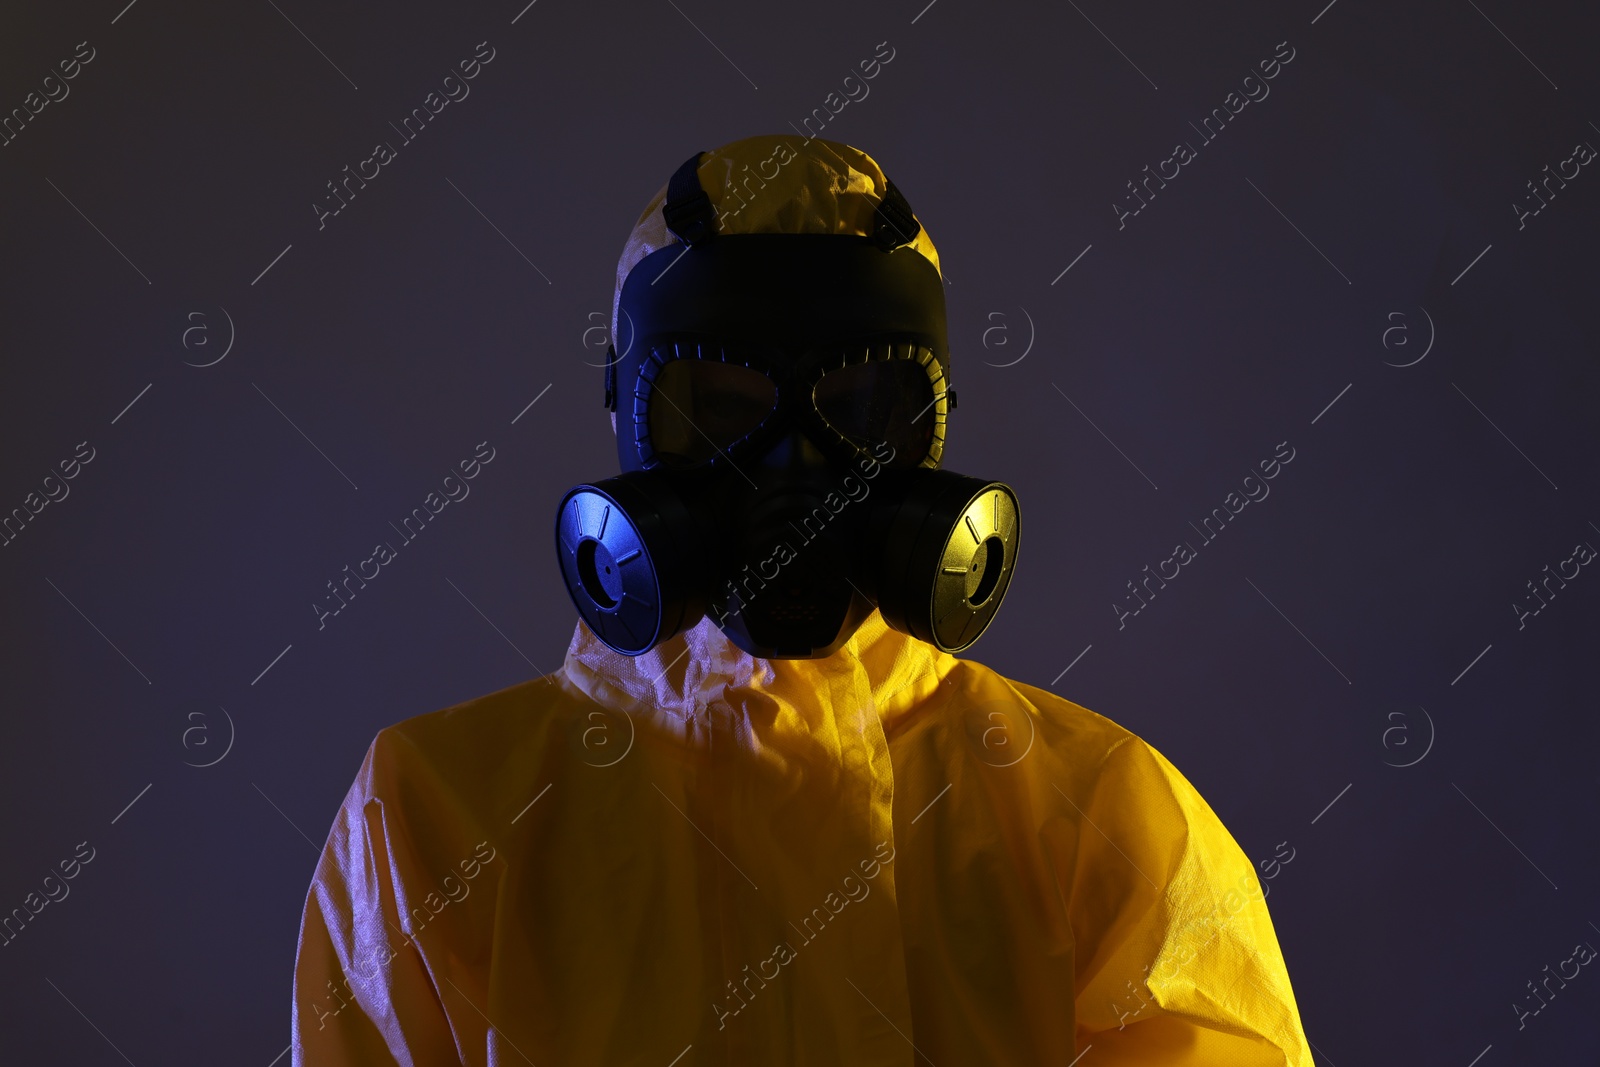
(292, 136), (1316, 1065)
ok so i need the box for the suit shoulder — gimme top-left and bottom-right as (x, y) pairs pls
(944, 656), (1145, 768)
(366, 670), (577, 788)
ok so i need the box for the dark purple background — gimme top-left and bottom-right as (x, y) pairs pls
(2, 0), (1597, 1061)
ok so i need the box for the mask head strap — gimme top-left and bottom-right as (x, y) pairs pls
(871, 181), (920, 250)
(606, 149), (928, 412)
(662, 150), (717, 246)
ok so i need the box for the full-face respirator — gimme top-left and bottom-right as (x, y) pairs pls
(554, 151), (1021, 658)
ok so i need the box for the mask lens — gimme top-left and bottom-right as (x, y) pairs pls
(813, 359), (935, 466)
(648, 358), (778, 466)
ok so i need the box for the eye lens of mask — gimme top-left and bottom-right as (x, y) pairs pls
(813, 358), (935, 466)
(648, 358), (778, 467)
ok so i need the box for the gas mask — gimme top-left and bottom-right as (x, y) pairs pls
(554, 151), (1021, 659)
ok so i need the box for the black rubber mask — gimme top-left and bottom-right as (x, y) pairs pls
(553, 155), (1021, 658)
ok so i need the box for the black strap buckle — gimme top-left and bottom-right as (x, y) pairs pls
(872, 180), (921, 251)
(662, 151), (718, 246)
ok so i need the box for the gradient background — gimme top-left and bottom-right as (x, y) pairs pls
(2, 0), (1597, 1062)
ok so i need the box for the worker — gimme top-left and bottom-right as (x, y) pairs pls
(291, 134), (1316, 1065)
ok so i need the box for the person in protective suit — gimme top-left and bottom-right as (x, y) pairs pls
(291, 134), (1317, 1065)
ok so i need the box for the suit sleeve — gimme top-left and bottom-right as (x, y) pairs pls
(1069, 736), (1315, 1065)
(291, 738), (463, 1066)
